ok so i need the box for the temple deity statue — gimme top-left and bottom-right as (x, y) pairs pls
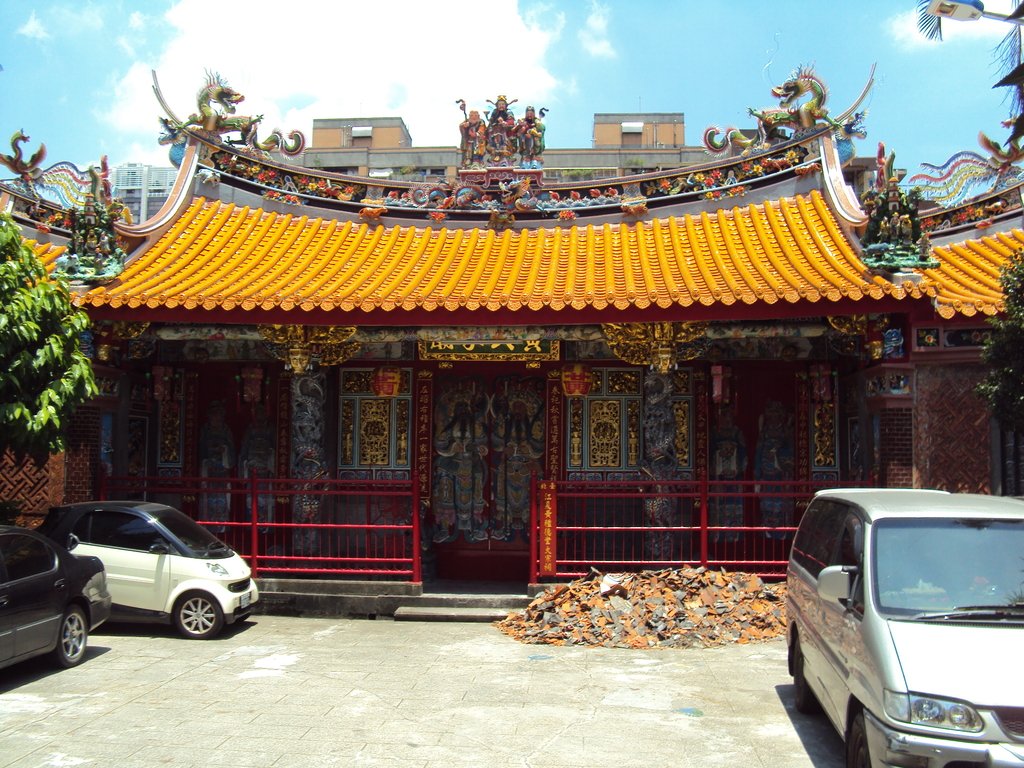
(458, 108), (488, 168)
(486, 94), (517, 165)
(514, 106), (546, 169)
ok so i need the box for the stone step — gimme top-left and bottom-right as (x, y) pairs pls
(254, 578), (533, 620)
(393, 605), (513, 622)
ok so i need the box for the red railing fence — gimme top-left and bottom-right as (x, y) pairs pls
(99, 473), (862, 583)
(98, 472), (420, 581)
(530, 478), (866, 582)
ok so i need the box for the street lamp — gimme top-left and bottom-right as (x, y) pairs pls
(922, 1), (1024, 142)
(924, 0), (1024, 26)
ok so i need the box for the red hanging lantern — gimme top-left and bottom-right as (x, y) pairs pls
(561, 364), (593, 397)
(372, 366), (403, 397)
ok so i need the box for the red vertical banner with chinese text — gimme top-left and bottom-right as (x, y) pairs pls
(539, 480), (557, 577)
(546, 376), (563, 481)
(416, 372), (433, 521)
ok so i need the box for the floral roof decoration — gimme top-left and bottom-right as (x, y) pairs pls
(200, 137), (816, 221)
(918, 185), (1022, 235)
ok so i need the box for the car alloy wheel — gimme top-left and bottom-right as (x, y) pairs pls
(53, 605), (88, 668)
(173, 591), (225, 639)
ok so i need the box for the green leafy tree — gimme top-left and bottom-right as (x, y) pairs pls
(0, 212), (97, 458)
(978, 247), (1024, 431)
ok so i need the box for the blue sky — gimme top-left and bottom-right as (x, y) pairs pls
(0, 0), (1021, 183)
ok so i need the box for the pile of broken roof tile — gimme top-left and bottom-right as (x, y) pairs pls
(496, 567), (787, 649)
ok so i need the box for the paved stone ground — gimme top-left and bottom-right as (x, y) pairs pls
(0, 615), (844, 768)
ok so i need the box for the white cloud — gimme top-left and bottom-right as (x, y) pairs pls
(562, 74), (580, 99)
(128, 11), (145, 30)
(117, 36), (135, 58)
(99, 0), (562, 162)
(579, 0), (616, 58)
(17, 11), (49, 40)
(53, 4), (104, 34)
(524, 2), (566, 43)
(17, 4), (105, 43)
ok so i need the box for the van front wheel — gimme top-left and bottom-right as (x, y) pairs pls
(173, 591), (224, 639)
(792, 638), (820, 714)
(847, 711), (870, 768)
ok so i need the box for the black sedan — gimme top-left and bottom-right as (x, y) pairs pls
(0, 525), (112, 670)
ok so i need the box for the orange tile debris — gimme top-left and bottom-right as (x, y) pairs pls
(496, 567), (787, 649)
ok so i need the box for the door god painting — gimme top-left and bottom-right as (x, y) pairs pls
(431, 376), (544, 543)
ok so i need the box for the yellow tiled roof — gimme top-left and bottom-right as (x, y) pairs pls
(46, 190), (904, 315)
(28, 191), (1009, 320)
(919, 228), (1020, 318)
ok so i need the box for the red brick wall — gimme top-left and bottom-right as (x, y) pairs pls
(914, 364), (990, 492)
(64, 405), (100, 503)
(878, 408), (914, 488)
(0, 450), (57, 522)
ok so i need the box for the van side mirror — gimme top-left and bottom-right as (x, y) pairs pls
(66, 533), (80, 551)
(818, 565), (857, 607)
(149, 540), (170, 555)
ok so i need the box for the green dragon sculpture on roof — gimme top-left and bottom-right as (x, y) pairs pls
(703, 65), (872, 158)
(165, 70), (306, 158)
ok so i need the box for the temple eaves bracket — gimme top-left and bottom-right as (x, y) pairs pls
(602, 322), (709, 374)
(257, 325), (360, 373)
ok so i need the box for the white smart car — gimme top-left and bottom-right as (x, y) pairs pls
(40, 501), (258, 639)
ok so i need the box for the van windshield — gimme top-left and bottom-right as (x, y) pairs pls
(872, 518), (1024, 617)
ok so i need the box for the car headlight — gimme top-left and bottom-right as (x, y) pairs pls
(205, 562), (229, 576)
(884, 690), (983, 732)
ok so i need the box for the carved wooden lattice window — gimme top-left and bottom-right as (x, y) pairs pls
(567, 368), (642, 473)
(588, 400), (621, 467)
(338, 369), (412, 477)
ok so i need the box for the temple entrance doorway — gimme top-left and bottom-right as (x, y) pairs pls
(427, 369), (547, 581)
(707, 362), (801, 550)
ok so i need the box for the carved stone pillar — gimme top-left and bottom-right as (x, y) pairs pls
(290, 371), (327, 555)
(642, 370), (680, 560)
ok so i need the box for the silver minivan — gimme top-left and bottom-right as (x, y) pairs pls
(786, 488), (1024, 768)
